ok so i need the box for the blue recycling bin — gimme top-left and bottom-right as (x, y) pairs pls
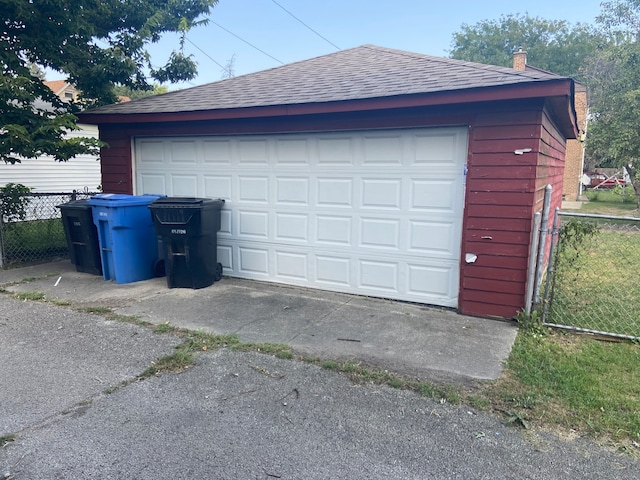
(87, 194), (164, 284)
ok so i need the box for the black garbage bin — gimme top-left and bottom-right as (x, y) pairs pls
(149, 197), (225, 289)
(57, 199), (102, 275)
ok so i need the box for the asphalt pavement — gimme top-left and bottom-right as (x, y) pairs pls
(1, 261), (638, 479)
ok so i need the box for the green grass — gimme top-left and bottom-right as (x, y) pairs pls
(583, 187), (638, 208)
(139, 349), (194, 378)
(550, 226), (640, 337)
(485, 331), (640, 447)
(12, 291), (46, 301)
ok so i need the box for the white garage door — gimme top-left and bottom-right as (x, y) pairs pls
(134, 127), (467, 307)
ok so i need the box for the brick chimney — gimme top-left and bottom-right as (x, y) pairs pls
(513, 48), (527, 71)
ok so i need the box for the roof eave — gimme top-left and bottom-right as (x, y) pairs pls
(78, 79), (577, 137)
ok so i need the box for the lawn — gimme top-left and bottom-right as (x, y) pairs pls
(482, 192), (640, 451)
(548, 224), (640, 338)
(486, 331), (640, 450)
(581, 188), (639, 216)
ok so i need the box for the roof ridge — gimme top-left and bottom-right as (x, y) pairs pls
(360, 44), (565, 80)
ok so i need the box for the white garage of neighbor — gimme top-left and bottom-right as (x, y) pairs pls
(134, 126), (468, 307)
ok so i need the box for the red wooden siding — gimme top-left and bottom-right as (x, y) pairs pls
(535, 107), (568, 268)
(459, 102), (544, 318)
(100, 127), (133, 194)
(95, 98), (570, 319)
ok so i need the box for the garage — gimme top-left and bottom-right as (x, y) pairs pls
(134, 127), (467, 307)
(79, 44), (579, 319)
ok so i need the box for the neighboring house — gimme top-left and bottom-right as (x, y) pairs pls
(44, 79), (79, 102)
(79, 45), (578, 319)
(512, 50), (588, 203)
(0, 80), (102, 192)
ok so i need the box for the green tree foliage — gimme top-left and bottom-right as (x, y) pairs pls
(585, 1), (640, 207)
(1, 0), (217, 164)
(113, 83), (169, 101)
(449, 13), (604, 80)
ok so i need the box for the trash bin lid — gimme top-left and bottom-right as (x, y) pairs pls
(56, 199), (91, 209)
(87, 194), (164, 207)
(150, 197), (225, 208)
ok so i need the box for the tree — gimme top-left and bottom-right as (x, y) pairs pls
(220, 54), (236, 80)
(585, 1), (640, 208)
(449, 13), (604, 80)
(113, 84), (169, 102)
(1, 0), (217, 164)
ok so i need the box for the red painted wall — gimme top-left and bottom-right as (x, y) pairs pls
(95, 99), (568, 319)
(459, 103), (567, 318)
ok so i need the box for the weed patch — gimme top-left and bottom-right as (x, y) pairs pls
(139, 349), (194, 378)
(231, 341), (294, 359)
(79, 306), (112, 315)
(0, 433), (16, 447)
(13, 291), (45, 301)
(317, 359), (462, 404)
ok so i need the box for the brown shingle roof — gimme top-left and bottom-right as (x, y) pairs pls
(43, 79), (70, 95)
(85, 45), (567, 116)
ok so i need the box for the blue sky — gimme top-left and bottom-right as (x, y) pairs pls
(150, 0), (604, 88)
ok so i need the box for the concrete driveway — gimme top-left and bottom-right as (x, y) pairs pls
(1, 262), (638, 478)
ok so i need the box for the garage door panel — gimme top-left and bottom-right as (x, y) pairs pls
(238, 139), (269, 164)
(317, 137), (355, 165)
(275, 138), (309, 164)
(315, 255), (351, 286)
(361, 178), (402, 209)
(137, 139), (165, 163)
(359, 218), (400, 250)
(238, 247), (269, 275)
(170, 175), (198, 196)
(139, 173), (166, 195)
(238, 211), (269, 238)
(275, 213), (308, 242)
(316, 215), (352, 245)
(407, 263), (456, 299)
(203, 175), (232, 199)
(203, 139), (232, 164)
(275, 251), (308, 280)
(414, 131), (465, 164)
(362, 135), (403, 165)
(217, 245), (233, 270)
(359, 259), (398, 292)
(169, 140), (197, 164)
(238, 176), (269, 203)
(317, 178), (353, 207)
(135, 127), (466, 308)
(215, 210), (232, 237)
(409, 220), (458, 256)
(411, 179), (460, 211)
(276, 177), (309, 205)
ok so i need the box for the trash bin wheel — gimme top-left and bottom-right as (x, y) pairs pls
(215, 262), (223, 281)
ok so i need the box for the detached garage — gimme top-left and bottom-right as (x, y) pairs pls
(79, 45), (578, 319)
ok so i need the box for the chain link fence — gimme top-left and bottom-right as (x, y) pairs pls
(0, 191), (98, 268)
(543, 212), (640, 340)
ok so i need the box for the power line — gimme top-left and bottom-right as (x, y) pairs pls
(270, 0), (341, 51)
(185, 37), (233, 77)
(210, 20), (284, 65)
